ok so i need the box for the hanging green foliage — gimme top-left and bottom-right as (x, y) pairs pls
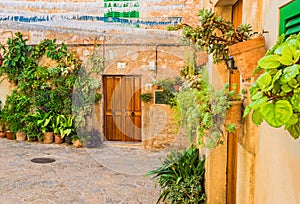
(244, 33), (300, 138)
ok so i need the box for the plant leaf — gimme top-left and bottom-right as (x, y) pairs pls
(260, 100), (293, 128)
(256, 72), (272, 90)
(252, 110), (263, 126)
(249, 96), (268, 110)
(281, 64), (300, 83)
(243, 106), (252, 118)
(286, 124), (300, 139)
(258, 55), (281, 69)
(280, 45), (297, 65)
(284, 114), (298, 129)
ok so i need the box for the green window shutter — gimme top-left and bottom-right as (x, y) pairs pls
(280, 0), (300, 36)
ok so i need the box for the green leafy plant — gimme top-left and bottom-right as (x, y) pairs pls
(0, 32), (34, 84)
(0, 32), (82, 141)
(1, 90), (31, 132)
(52, 114), (74, 139)
(23, 112), (44, 141)
(146, 146), (206, 204)
(244, 33), (300, 139)
(168, 9), (252, 64)
(72, 51), (103, 142)
(139, 93), (153, 102)
(175, 68), (230, 148)
(37, 112), (54, 134)
(226, 123), (236, 133)
(152, 78), (180, 107)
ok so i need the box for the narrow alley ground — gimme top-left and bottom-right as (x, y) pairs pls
(0, 139), (169, 204)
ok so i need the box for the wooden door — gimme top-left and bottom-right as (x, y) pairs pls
(227, 1), (243, 204)
(103, 75), (141, 142)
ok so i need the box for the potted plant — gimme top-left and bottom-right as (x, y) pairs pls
(224, 83), (246, 127)
(244, 33), (300, 139)
(169, 9), (266, 81)
(1, 107), (14, 140)
(24, 112), (44, 142)
(139, 93), (153, 103)
(38, 112), (54, 144)
(11, 113), (27, 141)
(53, 114), (74, 144)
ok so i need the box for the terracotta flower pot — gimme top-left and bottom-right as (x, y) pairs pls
(16, 131), (26, 141)
(0, 131), (5, 138)
(6, 131), (14, 140)
(43, 132), (54, 144)
(226, 100), (243, 127)
(228, 36), (266, 81)
(54, 134), (63, 144)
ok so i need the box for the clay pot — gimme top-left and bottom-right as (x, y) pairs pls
(16, 131), (26, 141)
(228, 36), (266, 81)
(6, 131), (14, 140)
(54, 134), (63, 144)
(226, 100), (243, 127)
(0, 132), (5, 138)
(43, 132), (54, 144)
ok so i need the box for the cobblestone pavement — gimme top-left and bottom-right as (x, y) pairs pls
(0, 139), (170, 204)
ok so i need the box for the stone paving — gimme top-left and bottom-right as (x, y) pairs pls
(0, 139), (171, 204)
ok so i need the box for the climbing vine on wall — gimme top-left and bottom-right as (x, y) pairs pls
(0, 32), (100, 142)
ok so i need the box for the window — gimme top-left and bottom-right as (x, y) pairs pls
(279, 0), (300, 36)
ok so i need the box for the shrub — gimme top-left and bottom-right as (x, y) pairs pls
(146, 146), (206, 204)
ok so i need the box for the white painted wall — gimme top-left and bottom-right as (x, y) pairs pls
(252, 1), (300, 203)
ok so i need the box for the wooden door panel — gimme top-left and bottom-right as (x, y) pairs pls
(105, 77), (114, 111)
(104, 75), (141, 142)
(134, 77), (142, 112)
(114, 115), (123, 141)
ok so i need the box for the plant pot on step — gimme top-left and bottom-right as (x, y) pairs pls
(226, 100), (243, 127)
(228, 36), (266, 81)
(16, 131), (26, 141)
(43, 132), (54, 144)
(6, 131), (14, 140)
(0, 131), (5, 138)
(54, 134), (63, 144)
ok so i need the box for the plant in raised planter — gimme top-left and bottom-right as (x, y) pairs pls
(244, 33), (300, 139)
(139, 93), (153, 103)
(152, 78), (179, 107)
(168, 9), (266, 81)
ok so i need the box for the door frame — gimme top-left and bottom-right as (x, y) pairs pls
(102, 74), (142, 142)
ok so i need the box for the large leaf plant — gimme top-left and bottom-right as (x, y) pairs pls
(244, 33), (300, 139)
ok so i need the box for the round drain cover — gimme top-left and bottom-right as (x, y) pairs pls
(31, 158), (55, 164)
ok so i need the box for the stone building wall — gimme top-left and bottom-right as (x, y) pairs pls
(0, 0), (204, 149)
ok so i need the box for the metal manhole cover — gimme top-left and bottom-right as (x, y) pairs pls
(31, 158), (56, 164)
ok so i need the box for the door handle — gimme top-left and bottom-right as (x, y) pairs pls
(131, 112), (135, 116)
